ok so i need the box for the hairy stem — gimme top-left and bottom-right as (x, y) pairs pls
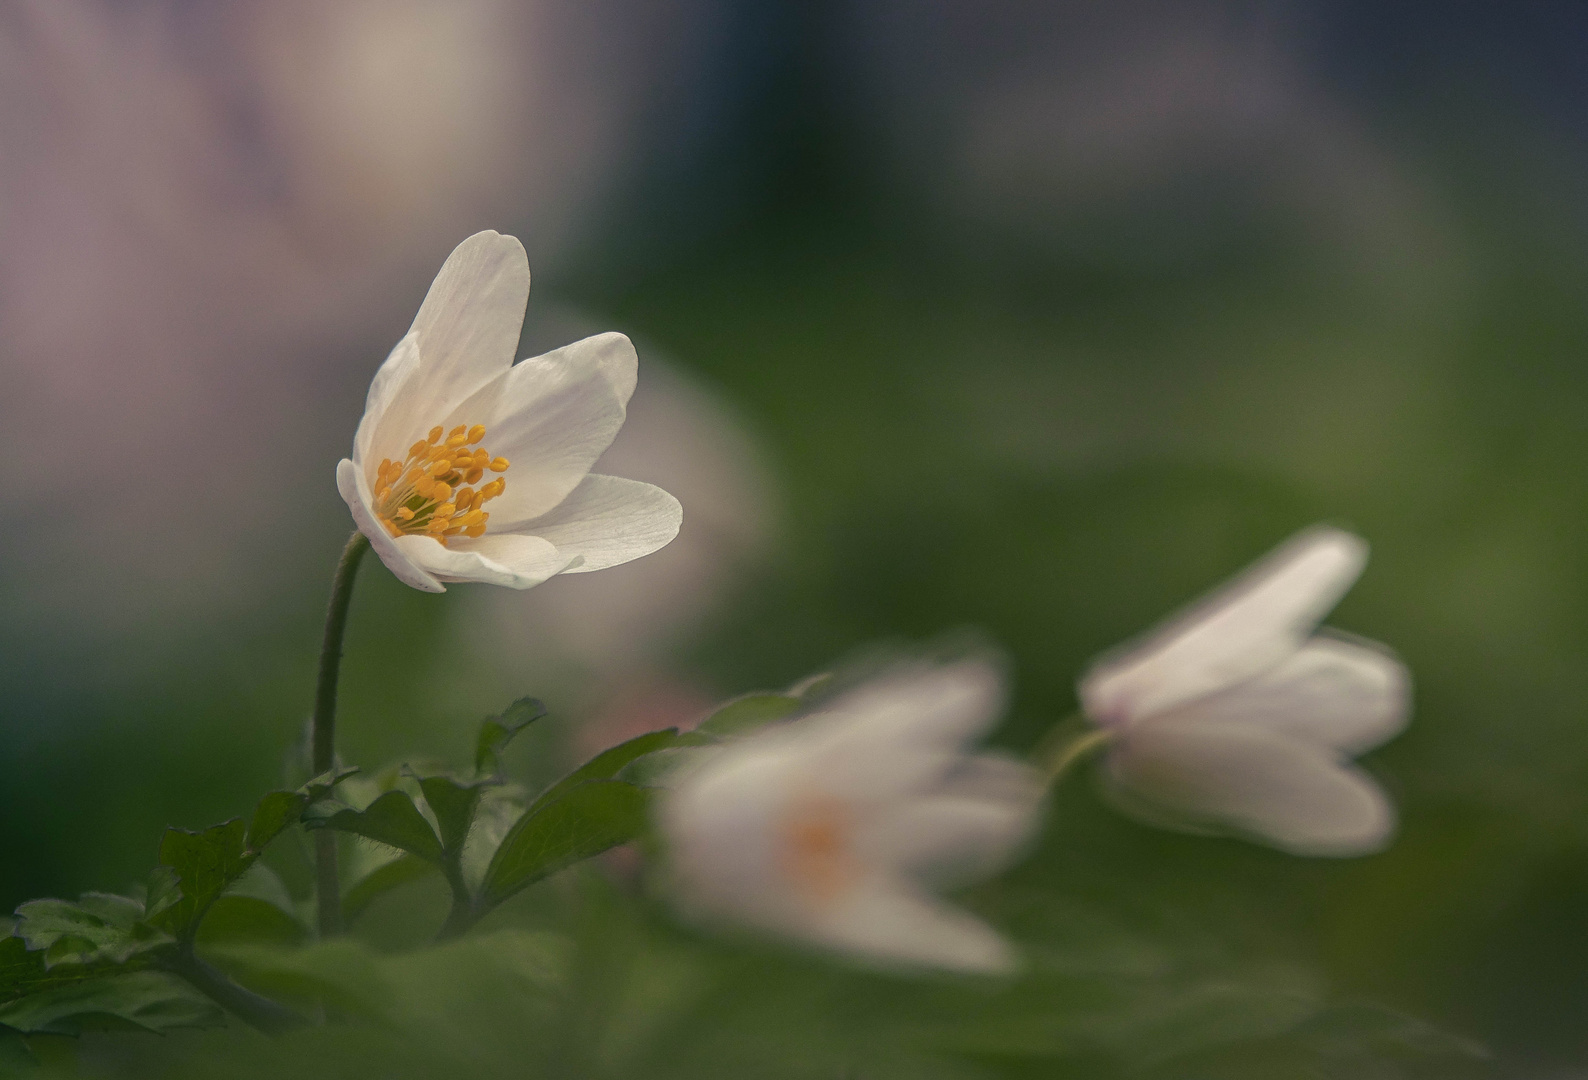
(311, 531), (371, 936)
(168, 950), (305, 1036)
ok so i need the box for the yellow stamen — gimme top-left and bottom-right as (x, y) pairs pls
(369, 419), (509, 545)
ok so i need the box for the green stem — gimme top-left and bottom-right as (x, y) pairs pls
(311, 531), (371, 937)
(1033, 713), (1113, 784)
(167, 950), (306, 1036)
(434, 864), (480, 942)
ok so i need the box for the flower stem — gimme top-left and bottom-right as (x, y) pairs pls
(1033, 714), (1113, 785)
(311, 530), (371, 937)
(167, 949), (306, 1036)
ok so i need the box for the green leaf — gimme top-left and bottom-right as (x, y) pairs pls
(301, 766), (360, 802)
(695, 693), (801, 738)
(143, 868), (181, 922)
(480, 781), (650, 910)
(13, 897), (173, 969)
(417, 776), (485, 857)
(0, 936), (130, 1005)
(0, 1024), (36, 1069)
(0, 971), (223, 1036)
(148, 819), (251, 940)
(248, 769), (357, 851)
(195, 897), (309, 948)
(306, 790), (444, 864)
(475, 697), (547, 774)
(342, 855), (436, 925)
(247, 791), (308, 851)
(528, 730), (682, 815)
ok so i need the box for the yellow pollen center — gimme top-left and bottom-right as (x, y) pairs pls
(778, 794), (855, 905)
(371, 423), (510, 545)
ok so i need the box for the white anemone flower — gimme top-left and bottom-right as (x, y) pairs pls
(657, 657), (1045, 973)
(1080, 526), (1410, 856)
(337, 231), (682, 592)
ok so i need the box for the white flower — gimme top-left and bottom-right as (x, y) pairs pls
(337, 231), (682, 592)
(657, 657), (1045, 973)
(1079, 526), (1410, 856)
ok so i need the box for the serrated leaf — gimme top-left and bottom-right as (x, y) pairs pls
(696, 693), (801, 738)
(480, 781), (650, 910)
(13, 899), (173, 969)
(417, 776), (485, 857)
(0, 936), (131, 1005)
(143, 868), (181, 922)
(0, 971), (223, 1036)
(528, 730), (682, 816)
(300, 766), (359, 802)
(247, 791), (308, 851)
(342, 855), (436, 925)
(306, 790), (444, 864)
(149, 819), (251, 940)
(475, 697), (547, 774)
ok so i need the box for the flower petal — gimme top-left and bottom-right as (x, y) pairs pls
(394, 531), (572, 590)
(811, 878), (1019, 974)
(1080, 526), (1368, 727)
(1168, 633), (1410, 755)
(370, 231), (530, 460)
(800, 657), (1010, 802)
(437, 336), (635, 525)
(863, 760), (1044, 888)
(517, 474), (681, 573)
(336, 458), (444, 593)
(1106, 719), (1395, 856)
(353, 331), (421, 466)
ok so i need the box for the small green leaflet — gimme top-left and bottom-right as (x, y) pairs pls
(479, 781), (650, 910)
(475, 697), (547, 775)
(0, 971), (223, 1036)
(695, 693), (802, 738)
(305, 790), (445, 864)
(13, 896), (173, 969)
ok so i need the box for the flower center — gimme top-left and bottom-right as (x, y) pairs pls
(372, 424), (510, 545)
(778, 794), (855, 905)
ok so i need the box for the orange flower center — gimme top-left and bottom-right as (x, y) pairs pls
(372, 423), (510, 545)
(778, 794), (855, 905)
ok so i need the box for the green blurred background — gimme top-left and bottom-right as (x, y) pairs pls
(4, 2), (1588, 1075)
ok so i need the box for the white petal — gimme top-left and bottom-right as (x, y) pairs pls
(810, 879), (1019, 974)
(518, 474), (681, 573)
(862, 763), (1044, 889)
(1169, 633), (1410, 755)
(371, 231), (529, 458)
(395, 531), (572, 590)
(437, 337), (634, 526)
(1080, 526), (1368, 727)
(336, 458), (444, 593)
(581, 330), (638, 408)
(1106, 719), (1395, 856)
(800, 658), (1010, 802)
(353, 331), (421, 466)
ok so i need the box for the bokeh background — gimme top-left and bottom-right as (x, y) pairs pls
(3, 1), (1588, 1075)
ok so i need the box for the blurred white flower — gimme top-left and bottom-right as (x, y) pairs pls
(337, 231), (681, 592)
(1080, 526), (1410, 856)
(658, 657), (1044, 973)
